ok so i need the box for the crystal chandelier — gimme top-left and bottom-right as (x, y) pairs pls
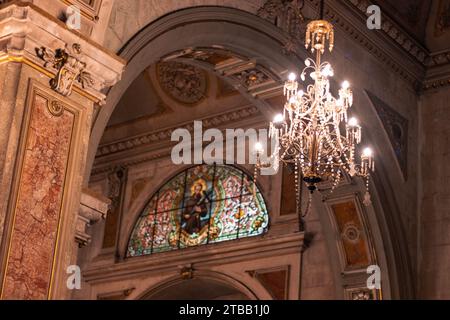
(255, 1), (374, 216)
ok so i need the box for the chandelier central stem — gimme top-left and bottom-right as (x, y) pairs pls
(319, 0), (325, 20)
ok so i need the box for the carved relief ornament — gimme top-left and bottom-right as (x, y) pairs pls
(36, 43), (94, 97)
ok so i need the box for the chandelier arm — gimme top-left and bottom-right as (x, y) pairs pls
(260, 9), (375, 229)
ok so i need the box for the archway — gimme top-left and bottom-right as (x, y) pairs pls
(141, 277), (252, 300)
(85, 6), (304, 183)
(84, 6), (412, 299)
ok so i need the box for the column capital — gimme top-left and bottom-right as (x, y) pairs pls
(0, 2), (125, 104)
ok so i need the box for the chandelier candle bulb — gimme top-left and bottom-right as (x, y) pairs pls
(342, 80), (350, 89)
(254, 142), (264, 154)
(284, 75), (299, 100)
(273, 114), (285, 129)
(362, 147), (373, 157)
(288, 72), (297, 81)
(348, 117), (358, 127)
(361, 147), (375, 174)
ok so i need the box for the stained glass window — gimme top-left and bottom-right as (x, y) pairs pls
(127, 164), (269, 257)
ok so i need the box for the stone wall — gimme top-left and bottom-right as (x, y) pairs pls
(418, 87), (450, 299)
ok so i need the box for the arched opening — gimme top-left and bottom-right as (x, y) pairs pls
(141, 277), (251, 300)
(81, 6), (412, 300)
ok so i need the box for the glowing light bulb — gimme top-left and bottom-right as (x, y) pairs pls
(342, 80), (350, 89)
(273, 114), (284, 123)
(323, 64), (334, 77)
(255, 142), (264, 153)
(362, 147), (373, 157)
(297, 90), (304, 97)
(288, 72), (297, 81)
(348, 117), (358, 127)
(289, 96), (297, 104)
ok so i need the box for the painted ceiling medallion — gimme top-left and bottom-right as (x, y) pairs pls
(342, 223), (361, 244)
(157, 61), (207, 105)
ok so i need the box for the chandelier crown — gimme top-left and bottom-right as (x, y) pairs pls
(305, 20), (334, 54)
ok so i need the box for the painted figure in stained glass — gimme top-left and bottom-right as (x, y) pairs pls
(182, 179), (210, 234)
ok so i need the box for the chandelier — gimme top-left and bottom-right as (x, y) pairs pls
(255, 2), (374, 217)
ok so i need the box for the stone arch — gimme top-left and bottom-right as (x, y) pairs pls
(85, 6), (304, 184)
(86, 5), (412, 299)
(104, 1), (266, 52)
(137, 270), (265, 300)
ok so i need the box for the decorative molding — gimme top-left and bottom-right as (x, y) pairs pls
(257, 0), (309, 55)
(156, 61), (207, 105)
(426, 50), (450, 67)
(180, 264), (195, 280)
(325, 4), (421, 87)
(0, 3), (125, 104)
(422, 77), (450, 91)
(345, 287), (378, 300)
(435, 0), (450, 37)
(91, 109), (267, 177)
(102, 166), (127, 248)
(342, 0), (450, 92)
(107, 167), (125, 213)
(95, 105), (260, 158)
(254, 0), (432, 92)
(82, 232), (304, 283)
(164, 47), (282, 98)
(97, 287), (135, 300)
(342, 0), (428, 65)
(233, 68), (273, 89)
(60, 0), (102, 22)
(93, 150), (171, 177)
(48, 100), (65, 117)
(255, 0), (450, 92)
(36, 43), (94, 97)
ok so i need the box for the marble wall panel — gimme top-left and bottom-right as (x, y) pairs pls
(1, 91), (75, 299)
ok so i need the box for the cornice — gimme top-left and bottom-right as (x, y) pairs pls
(422, 49), (450, 92)
(95, 105), (262, 160)
(90, 105), (265, 176)
(334, 0), (450, 92)
(343, 0), (429, 66)
(426, 49), (450, 67)
(314, 0), (425, 89)
(82, 232), (304, 284)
